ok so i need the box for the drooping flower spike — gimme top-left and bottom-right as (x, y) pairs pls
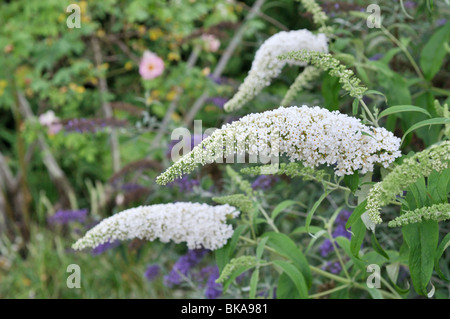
(72, 202), (240, 251)
(366, 141), (450, 224)
(223, 30), (328, 112)
(156, 105), (401, 185)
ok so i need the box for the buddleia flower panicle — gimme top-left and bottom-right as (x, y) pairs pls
(224, 30), (328, 112)
(72, 202), (240, 251)
(366, 141), (450, 224)
(278, 50), (367, 99)
(388, 203), (450, 227)
(213, 194), (254, 214)
(156, 105), (401, 185)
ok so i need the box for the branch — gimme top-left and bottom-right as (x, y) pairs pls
(17, 92), (77, 209)
(183, 0), (266, 125)
(91, 36), (122, 173)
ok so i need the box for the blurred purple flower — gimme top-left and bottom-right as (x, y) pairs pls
(322, 261), (342, 274)
(168, 175), (200, 192)
(91, 240), (120, 256)
(403, 1), (416, 9)
(144, 264), (161, 281)
(48, 209), (88, 225)
(369, 53), (384, 61)
(207, 97), (228, 109)
(204, 266), (222, 299)
(164, 249), (209, 287)
(437, 19), (447, 27)
(251, 175), (279, 190)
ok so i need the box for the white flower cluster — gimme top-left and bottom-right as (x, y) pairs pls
(72, 202), (240, 251)
(224, 29), (328, 112)
(156, 105), (401, 185)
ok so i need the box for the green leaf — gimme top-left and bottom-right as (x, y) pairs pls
(306, 190), (332, 233)
(272, 260), (308, 299)
(249, 268), (259, 299)
(334, 236), (365, 270)
(346, 200), (367, 230)
(401, 118), (450, 144)
(371, 232), (390, 260)
(402, 220), (439, 295)
(271, 200), (305, 220)
(322, 73), (341, 111)
(223, 264), (255, 293)
(364, 89), (388, 103)
(378, 105), (431, 119)
(350, 217), (366, 258)
(420, 22), (450, 80)
(344, 171), (359, 193)
(276, 272), (301, 299)
(352, 99), (359, 115)
(263, 232), (312, 288)
(434, 233), (450, 282)
(290, 225), (323, 235)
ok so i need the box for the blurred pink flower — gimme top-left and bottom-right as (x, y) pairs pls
(201, 34), (220, 52)
(139, 50), (164, 80)
(39, 110), (62, 135)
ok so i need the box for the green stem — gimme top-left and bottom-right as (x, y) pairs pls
(255, 201), (280, 233)
(309, 284), (350, 299)
(359, 98), (379, 127)
(380, 25), (425, 81)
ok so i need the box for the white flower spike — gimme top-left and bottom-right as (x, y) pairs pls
(224, 29), (328, 112)
(72, 202), (240, 251)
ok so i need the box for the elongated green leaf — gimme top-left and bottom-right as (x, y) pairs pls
(272, 260), (308, 299)
(263, 232), (312, 288)
(365, 89), (387, 103)
(249, 268), (259, 299)
(277, 272), (301, 299)
(271, 200), (304, 220)
(371, 232), (390, 260)
(350, 217), (366, 258)
(223, 264), (255, 293)
(306, 190), (332, 233)
(346, 200), (367, 230)
(291, 225), (323, 235)
(335, 236), (365, 270)
(401, 118), (450, 144)
(378, 105), (431, 119)
(402, 220), (439, 295)
(352, 98), (359, 115)
(420, 22), (450, 80)
(256, 237), (269, 260)
(434, 233), (450, 282)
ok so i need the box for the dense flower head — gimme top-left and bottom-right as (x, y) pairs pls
(48, 209), (88, 225)
(224, 29), (328, 112)
(139, 50), (164, 80)
(72, 202), (239, 251)
(156, 105), (401, 185)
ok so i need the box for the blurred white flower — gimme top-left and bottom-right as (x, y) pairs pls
(39, 110), (62, 135)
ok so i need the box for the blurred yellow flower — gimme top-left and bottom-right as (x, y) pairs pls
(168, 52), (180, 61)
(22, 277), (31, 287)
(96, 29), (106, 38)
(171, 113), (181, 122)
(138, 25), (146, 36)
(166, 90), (177, 101)
(149, 28), (163, 41)
(75, 86), (85, 94)
(202, 67), (211, 76)
(124, 61), (133, 70)
(0, 80), (7, 89)
(151, 90), (160, 98)
(205, 105), (218, 112)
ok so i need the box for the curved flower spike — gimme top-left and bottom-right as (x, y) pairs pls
(223, 29), (328, 112)
(156, 105), (401, 185)
(73, 202), (240, 251)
